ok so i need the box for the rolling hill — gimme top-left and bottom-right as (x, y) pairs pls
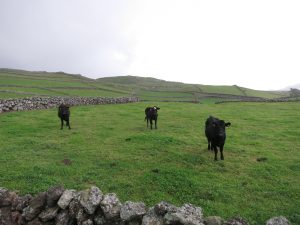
(0, 68), (289, 102)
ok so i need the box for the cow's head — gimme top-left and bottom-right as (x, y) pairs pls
(213, 120), (231, 137)
(153, 106), (160, 111)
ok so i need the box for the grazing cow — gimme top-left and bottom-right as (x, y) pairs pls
(205, 116), (231, 160)
(58, 104), (71, 130)
(145, 106), (160, 129)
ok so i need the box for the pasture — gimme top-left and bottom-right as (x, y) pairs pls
(0, 102), (299, 224)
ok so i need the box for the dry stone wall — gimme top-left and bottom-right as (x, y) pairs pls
(0, 186), (291, 225)
(0, 96), (139, 113)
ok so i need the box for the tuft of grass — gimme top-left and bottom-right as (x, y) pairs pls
(0, 102), (299, 224)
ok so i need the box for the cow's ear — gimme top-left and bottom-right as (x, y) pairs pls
(225, 122), (231, 127)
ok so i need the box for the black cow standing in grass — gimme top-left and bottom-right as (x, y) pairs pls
(145, 106), (160, 129)
(58, 104), (71, 130)
(205, 116), (231, 160)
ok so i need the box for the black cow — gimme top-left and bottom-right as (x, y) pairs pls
(145, 106), (160, 129)
(58, 104), (71, 130)
(205, 116), (231, 160)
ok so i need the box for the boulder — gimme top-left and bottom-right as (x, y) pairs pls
(12, 194), (32, 211)
(142, 207), (164, 225)
(100, 193), (122, 220)
(57, 189), (76, 209)
(27, 218), (44, 225)
(69, 199), (89, 223)
(0, 187), (18, 207)
(266, 216), (291, 225)
(82, 219), (94, 225)
(164, 203), (204, 225)
(22, 192), (47, 221)
(39, 206), (60, 222)
(154, 201), (177, 216)
(224, 216), (249, 225)
(0, 207), (12, 225)
(120, 201), (146, 221)
(11, 211), (24, 225)
(46, 186), (65, 207)
(204, 216), (224, 225)
(55, 210), (70, 225)
(79, 186), (103, 214)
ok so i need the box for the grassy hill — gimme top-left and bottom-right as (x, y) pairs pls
(0, 68), (288, 101)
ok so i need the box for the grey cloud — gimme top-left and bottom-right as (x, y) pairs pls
(0, 0), (136, 77)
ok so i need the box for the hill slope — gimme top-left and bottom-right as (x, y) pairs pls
(0, 68), (288, 101)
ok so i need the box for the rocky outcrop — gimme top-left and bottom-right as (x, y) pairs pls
(0, 96), (139, 113)
(0, 186), (292, 225)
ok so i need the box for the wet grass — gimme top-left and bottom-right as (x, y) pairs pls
(0, 102), (299, 224)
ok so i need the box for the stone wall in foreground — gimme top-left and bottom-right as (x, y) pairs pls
(0, 96), (139, 113)
(0, 186), (291, 225)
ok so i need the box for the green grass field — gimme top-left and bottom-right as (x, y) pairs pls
(1, 102), (299, 224)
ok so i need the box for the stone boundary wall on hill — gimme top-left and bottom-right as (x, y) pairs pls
(215, 97), (300, 104)
(0, 96), (139, 113)
(0, 186), (291, 225)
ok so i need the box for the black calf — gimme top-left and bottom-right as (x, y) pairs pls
(145, 106), (160, 129)
(205, 116), (231, 160)
(58, 104), (71, 130)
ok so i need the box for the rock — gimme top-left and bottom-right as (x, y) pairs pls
(204, 216), (224, 225)
(46, 186), (65, 207)
(57, 189), (76, 209)
(69, 199), (89, 223)
(224, 216), (249, 225)
(82, 219), (94, 225)
(128, 220), (141, 225)
(100, 193), (122, 220)
(55, 210), (70, 225)
(266, 216), (291, 225)
(39, 206), (60, 222)
(12, 194), (32, 211)
(79, 186), (103, 214)
(164, 203), (204, 225)
(69, 199), (81, 219)
(154, 201), (177, 216)
(27, 218), (44, 225)
(94, 214), (106, 225)
(22, 192), (47, 221)
(0, 207), (12, 225)
(120, 201), (146, 221)
(0, 187), (18, 207)
(11, 211), (24, 225)
(142, 207), (164, 225)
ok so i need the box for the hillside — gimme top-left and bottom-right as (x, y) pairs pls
(0, 68), (288, 102)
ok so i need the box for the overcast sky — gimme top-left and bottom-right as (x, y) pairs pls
(0, 0), (299, 90)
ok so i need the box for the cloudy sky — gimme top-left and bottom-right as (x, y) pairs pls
(0, 0), (299, 90)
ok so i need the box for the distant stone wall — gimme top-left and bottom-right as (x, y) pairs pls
(0, 96), (139, 113)
(215, 97), (300, 104)
(0, 186), (291, 225)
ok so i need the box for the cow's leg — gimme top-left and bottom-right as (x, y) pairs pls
(66, 118), (71, 129)
(155, 118), (157, 129)
(220, 144), (224, 160)
(213, 145), (218, 161)
(207, 138), (211, 150)
(147, 118), (149, 127)
(150, 119), (153, 129)
(60, 118), (64, 129)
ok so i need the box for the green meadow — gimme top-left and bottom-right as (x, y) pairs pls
(0, 101), (299, 224)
